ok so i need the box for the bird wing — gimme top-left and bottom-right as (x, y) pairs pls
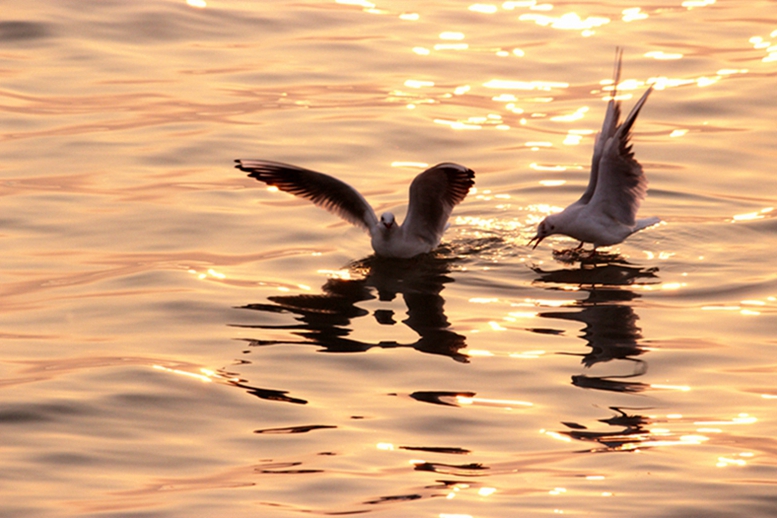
(577, 48), (624, 206)
(236, 159), (378, 232)
(587, 85), (653, 226)
(402, 163), (475, 245)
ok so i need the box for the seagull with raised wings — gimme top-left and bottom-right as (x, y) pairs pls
(529, 50), (660, 251)
(236, 160), (475, 258)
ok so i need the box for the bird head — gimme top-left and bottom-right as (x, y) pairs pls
(528, 215), (558, 249)
(379, 212), (396, 230)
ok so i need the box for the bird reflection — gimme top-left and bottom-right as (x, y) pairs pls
(532, 260), (658, 390)
(227, 377), (308, 405)
(235, 254), (468, 362)
(560, 406), (655, 451)
(533, 255), (658, 286)
(542, 289), (646, 369)
(533, 260), (663, 449)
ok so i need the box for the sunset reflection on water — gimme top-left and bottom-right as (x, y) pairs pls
(1, 0), (776, 517)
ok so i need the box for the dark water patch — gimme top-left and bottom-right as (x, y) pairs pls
(63, 2), (280, 46)
(228, 379), (308, 405)
(413, 461), (489, 476)
(364, 494), (422, 504)
(0, 21), (52, 42)
(526, 327), (566, 335)
(409, 391), (476, 407)
(399, 446), (471, 455)
(34, 452), (96, 467)
(0, 402), (91, 425)
(254, 424), (336, 434)
(255, 461), (323, 475)
(0, 408), (55, 424)
(558, 407), (657, 452)
(571, 374), (649, 393)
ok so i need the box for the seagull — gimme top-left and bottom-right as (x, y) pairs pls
(529, 49), (660, 251)
(236, 160), (475, 258)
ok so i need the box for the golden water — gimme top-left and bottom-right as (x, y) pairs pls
(2, 1), (776, 516)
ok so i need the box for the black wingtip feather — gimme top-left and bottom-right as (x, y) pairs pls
(234, 159), (377, 231)
(426, 162), (476, 207)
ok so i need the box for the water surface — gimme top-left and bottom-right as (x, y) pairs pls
(2, 1), (777, 517)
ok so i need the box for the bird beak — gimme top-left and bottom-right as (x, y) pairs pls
(383, 221), (393, 229)
(528, 234), (543, 249)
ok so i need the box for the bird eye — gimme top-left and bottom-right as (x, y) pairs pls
(550, 224), (555, 231)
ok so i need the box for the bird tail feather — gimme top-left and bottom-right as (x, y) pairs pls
(633, 217), (661, 232)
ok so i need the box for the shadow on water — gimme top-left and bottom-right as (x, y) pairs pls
(532, 253), (664, 451)
(233, 252), (469, 362)
(560, 406), (656, 452)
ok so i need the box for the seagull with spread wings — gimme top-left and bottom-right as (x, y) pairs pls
(236, 160), (475, 258)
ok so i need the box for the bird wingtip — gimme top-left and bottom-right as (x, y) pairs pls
(234, 158), (248, 171)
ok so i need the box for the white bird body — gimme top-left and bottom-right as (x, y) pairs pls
(530, 49), (660, 250)
(236, 160), (475, 258)
(538, 204), (660, 249)
(370, 212), (432, 258)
